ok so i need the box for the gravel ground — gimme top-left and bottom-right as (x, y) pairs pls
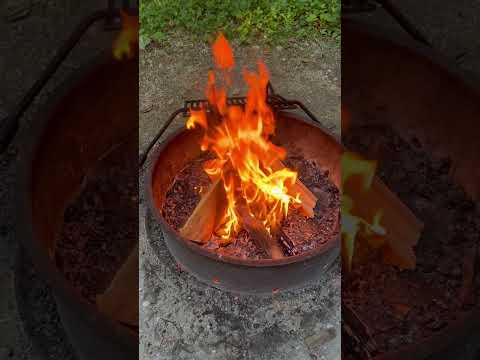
(140, 206), (341, 360)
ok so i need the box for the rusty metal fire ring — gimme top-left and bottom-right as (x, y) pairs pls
(145, 109), (341, 295)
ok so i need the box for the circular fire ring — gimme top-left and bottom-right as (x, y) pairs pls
(146, 111), (341, 295)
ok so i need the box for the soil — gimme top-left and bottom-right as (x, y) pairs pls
(342, 125), (480, 358)
(55, 141), (138, 303)
(162, 150), (340, 260)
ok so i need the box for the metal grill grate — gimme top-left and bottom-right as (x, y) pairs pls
(183, 95), (297, 117)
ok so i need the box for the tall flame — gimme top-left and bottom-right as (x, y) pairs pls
(112, 11), (138, 61)
(186, 34), (301, 241)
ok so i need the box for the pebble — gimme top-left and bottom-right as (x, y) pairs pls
(143, 301), (150, 308)
(141, 102), (153, 113)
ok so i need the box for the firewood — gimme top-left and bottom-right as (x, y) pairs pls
(276, 228), (299, 256)
(271, 160), (318, 218)
(179, 159), (317, 247)
(350, 177), (423, 269)
(97, 243), (138, 327)
(237, 204), (284, 259)
(179, 178), (226, 243)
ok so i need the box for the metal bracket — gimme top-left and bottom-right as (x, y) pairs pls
(182, 95), (297, 118)
(140, 83), (322, 168)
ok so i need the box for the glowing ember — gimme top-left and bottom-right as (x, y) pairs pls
(341, 151), (386, 270)
(186, 34), (301, 242)
(112, 11), (138, 61)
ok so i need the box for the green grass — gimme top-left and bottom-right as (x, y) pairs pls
(140, 0), (340, 48)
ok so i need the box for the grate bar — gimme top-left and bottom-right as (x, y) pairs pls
(182, 95), (296, 117)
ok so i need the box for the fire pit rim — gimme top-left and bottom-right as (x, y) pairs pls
(145, 110), (340, 268)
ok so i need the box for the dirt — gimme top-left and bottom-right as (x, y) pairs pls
(139, 37), (341, 154)
(342, 125), (480, 358)
(55, 141), (138, 302)
(162, 149), (340, 260)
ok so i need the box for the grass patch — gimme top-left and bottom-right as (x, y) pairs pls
(140, 0), (340, 48)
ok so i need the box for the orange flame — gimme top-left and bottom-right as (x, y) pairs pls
(187, 34), (301, 241)
(112, 11), (138, 61)
(212, 33), (234, 70)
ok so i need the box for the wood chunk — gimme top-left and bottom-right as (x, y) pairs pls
(179, 158), (318, 248)
(374, 178), (423, 269)
(272, 160), (318, 218)
(179, 179), (226, 243)
(350, 176), (423, 270)
(96, 243), (138, 327)
(276, 228), (299, 256)
(237, 204), (284, 259)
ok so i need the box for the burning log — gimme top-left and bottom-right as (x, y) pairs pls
(272, 160), (318, 218)
(346, 173), (423, 269)
(342, 151), (423, 269)
(371, 178), (423, 269)
(179, 178), (226, 243)
(96, 243), (138, 327)
(237, 204), (284, 259)
(179, 157), (311, 257)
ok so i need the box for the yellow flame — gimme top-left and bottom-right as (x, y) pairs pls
(186, 34), (301, 242)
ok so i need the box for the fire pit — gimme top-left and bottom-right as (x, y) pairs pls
(146, 109), (340, 294)
(145, 35), (340, 294)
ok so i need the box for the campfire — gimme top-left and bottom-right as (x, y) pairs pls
(161, 34), (336, 261)
(146, 34), (341, 293)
